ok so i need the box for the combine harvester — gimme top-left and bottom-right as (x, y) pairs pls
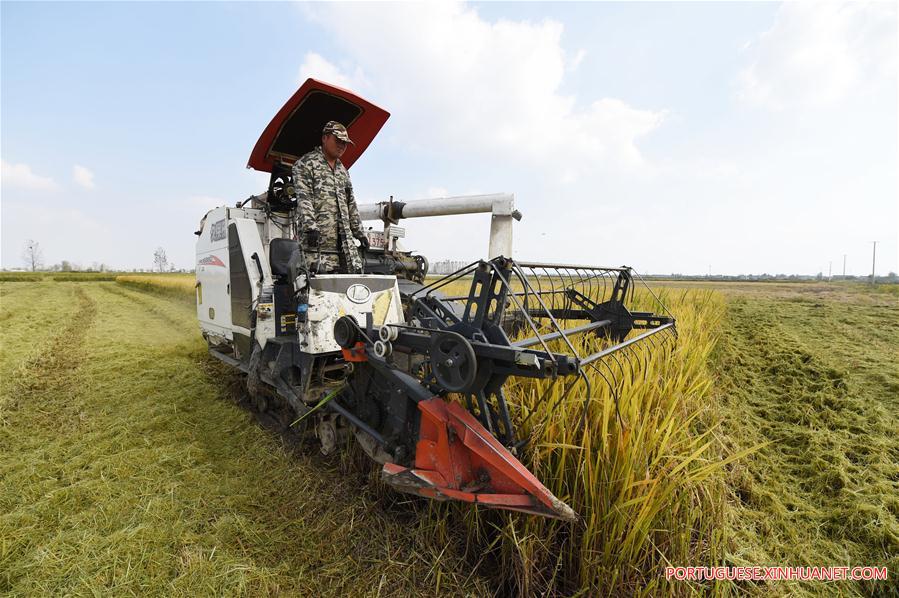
(195, 80), (676, 521)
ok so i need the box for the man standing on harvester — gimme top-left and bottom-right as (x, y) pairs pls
(292, 121), (370, 273)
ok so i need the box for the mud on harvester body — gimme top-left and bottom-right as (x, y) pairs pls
(195, 79), (676, 521)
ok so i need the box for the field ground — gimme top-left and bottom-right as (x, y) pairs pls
(0, 282), (490, 595)
(1, 277), (896, 596)
(700, 281), (898, 596)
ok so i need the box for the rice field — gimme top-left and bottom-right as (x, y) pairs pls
(1, 274), (895, 596)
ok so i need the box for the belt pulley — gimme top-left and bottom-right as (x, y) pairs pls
(429, 331), (477, 392)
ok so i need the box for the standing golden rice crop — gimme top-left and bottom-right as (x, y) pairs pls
(426, 287), (747, 596)
(115, 274), (196, 300)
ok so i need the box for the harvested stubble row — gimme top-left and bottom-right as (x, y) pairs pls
(0, 281), (492, 595)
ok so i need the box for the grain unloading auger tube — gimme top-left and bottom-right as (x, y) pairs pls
(331, 257), (676, 521)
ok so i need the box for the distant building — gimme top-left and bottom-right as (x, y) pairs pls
(430, 260), (468, 274)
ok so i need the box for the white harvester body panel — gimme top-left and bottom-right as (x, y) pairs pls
(196, 206), (232, 342)
(303, 275), (404, 354)
(195, 203), (404, 356)
(230, 217), (276, 347)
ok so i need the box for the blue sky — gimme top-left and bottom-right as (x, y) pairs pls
(2, 1), (896, 275)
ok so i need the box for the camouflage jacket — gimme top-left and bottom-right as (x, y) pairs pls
(292, 147), (364, 273)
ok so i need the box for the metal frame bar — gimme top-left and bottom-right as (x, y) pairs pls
(513, 318), (612, 348)
(580, 323), (676, 366)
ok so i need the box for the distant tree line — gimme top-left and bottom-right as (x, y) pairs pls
(9, 239), (194, 273)
(647, 273), (899, 283)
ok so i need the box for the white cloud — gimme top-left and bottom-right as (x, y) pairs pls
(567, 48), (587, 72)
(1, 201), (110, 268)
(737, 2), (897, 110)
(73, 164), (95, 189)
(304, 3), (664, 180)
(187, 195), (228, 210)
(298, 51), (367, 91)
(424, 186), (449, 198)
(1, 159), (58, 191)
(31, 204), (106, 234)
(293, 2), (895, 276)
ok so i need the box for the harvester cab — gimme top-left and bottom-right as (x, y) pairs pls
(196, 79), (676, 521)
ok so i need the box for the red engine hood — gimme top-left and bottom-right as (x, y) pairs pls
(248, 78), (390, 172)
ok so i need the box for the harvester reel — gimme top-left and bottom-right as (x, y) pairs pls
(429, 331), (477, 392)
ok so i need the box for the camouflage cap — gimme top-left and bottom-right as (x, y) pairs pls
(322, 121), (354, 145)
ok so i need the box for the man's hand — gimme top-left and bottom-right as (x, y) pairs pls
(354, 232), (370, 251)
(305, 229), (320, 248)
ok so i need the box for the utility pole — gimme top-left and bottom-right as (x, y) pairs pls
(828, 261), (832, 282)
(842, 254), (846, 277)
(871, 241), (877, 285)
